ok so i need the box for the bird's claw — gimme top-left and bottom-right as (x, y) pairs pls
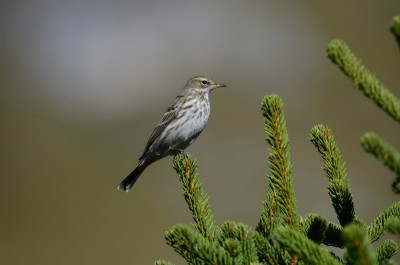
(170, 149), (191, 158)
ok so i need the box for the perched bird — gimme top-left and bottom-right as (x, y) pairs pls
(118, 76), (226, 192)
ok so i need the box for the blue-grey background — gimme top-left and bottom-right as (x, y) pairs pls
(2, 1), (400, 264)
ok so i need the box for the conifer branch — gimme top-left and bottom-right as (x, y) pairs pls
(310, 125), (356, 226)
(327, 39), (400, 123)
(386, 217), (400, 236)
(391, 178), (400, 195)
(323, 222), (344, 248)
(155, 260), (176, 265)
(361, 133), (400, 175)
(343, 224), (377, 265)
(253, 231), (286, 265)
(391, 15), (400, 48)
(220, 221), (251, 242)
(257, 196), (279, 239)
(361, 133), (400, 193)
(376, 240), (397, 265)
(258, 95), (300, 233)
(275, 226), (342, 265)
(300, 214), (329, 244)
(367, 202), (400, 242)
(219, 222), (259, 264)
(173, 154), (220, 242)
(165, 224), (233, 265)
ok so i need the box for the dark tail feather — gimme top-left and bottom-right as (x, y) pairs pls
(117, 164), (145, 192)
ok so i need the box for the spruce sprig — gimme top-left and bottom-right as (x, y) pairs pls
(323, 222), (344, 248)
(310, 125), (356, 226)
(173, 154), (220, 242)
(219, 222), (259, 264)
(376, 240), (398, 265)
(300, 214), (329, 244)
(343, 224), (377, 265)
(368, 202), (400, 242)
(258, 95), (300, 233)
(327, 39), (400, 123)
(386, 217), (400, 236)
(253, 231), (286, 264)
(275, 226), (342, 265)
(391, 15), (400, 47)
(361, 133), (400, 175)
(165, 224), (233, 265)
(361, 133), (400, 193)
(154, 260), (176, 265)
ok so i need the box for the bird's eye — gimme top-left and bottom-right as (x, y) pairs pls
(201, 80), (208, 85)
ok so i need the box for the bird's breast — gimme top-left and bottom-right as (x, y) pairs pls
(181, 100), (210, 134)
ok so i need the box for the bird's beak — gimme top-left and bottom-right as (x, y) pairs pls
(212, 83), (227, 89)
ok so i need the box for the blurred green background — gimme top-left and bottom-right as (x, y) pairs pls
(2, 1), (400, 264)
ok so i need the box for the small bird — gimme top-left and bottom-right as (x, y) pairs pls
(118, 76), (226, 192)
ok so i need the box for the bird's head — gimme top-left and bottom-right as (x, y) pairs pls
(187, 76), (226, 92)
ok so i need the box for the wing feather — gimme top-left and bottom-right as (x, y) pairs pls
(139, 94), (184, 159)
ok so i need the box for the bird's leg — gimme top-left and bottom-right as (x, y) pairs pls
(170, 148), (191, 158)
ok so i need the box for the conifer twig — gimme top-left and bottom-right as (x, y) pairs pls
(258, 95), (299, 234)
(257, 196), (279, 239)
(361, 133), (400, 175)
(253, 231), (286, 265)
(165, 224), (233, 265)
(376, 239), (397, 265)
(219, 222), (259, 264)
(327, 39), (400, 123)
(391, 15), (400, 48)
(361, 133), (400, 193)
(275, 226), (342, 265)
(173, 154), (220, 242)
(386, 217), (400, 236)
(154, 260), (176, 265)
(368, 202), (400, 242)
(343, 224), (377, 265)
(310, 125), (356, 226)
(323, 222), (344, 248)
(300, 214), (328, 244)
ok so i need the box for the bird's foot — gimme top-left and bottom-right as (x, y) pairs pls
(170, 149), (191, 158)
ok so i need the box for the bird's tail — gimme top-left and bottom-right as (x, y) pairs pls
(117, 163), (146, 192)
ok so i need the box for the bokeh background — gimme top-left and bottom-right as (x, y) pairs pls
(2, 1), (400, 264)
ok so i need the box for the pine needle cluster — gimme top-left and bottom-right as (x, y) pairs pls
(155, 15), (400, 265)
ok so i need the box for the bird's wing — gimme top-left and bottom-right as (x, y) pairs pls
(139, 94), (184, 159)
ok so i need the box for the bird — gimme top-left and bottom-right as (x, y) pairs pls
(118, 76), (226, 192)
